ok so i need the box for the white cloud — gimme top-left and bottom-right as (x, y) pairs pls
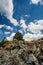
(0, 24), (13, 31)
(0, 0), (18, 26)
(0, 24), (5, 28)
(20, 19), (27, 29)
(23, 19), (43, 41)
(6, 33), (15, 41)
(27, 20), (43, 33)
(23, 32), (43, 41)
(31, 0), (43, 4)
(5, 25), (13, 31)
(24, 15), (30, 18)
(37, 20), (43, 25)
(4, 31), (10, 34)
(31, 0), (39, 4)
(19, 30), (23, 34)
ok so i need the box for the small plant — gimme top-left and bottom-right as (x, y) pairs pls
(13, 31), (23, 40)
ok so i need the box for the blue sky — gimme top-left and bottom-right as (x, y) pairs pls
(0, 0), (43, 41)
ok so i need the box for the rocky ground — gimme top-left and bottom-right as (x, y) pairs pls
(0, 39), (43, 65)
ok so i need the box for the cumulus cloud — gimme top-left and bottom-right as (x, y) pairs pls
(23, 19), (43, 41)
(27, 20), (43, 33)
(6, 33), (15, 41)
(0, 0), (18, 26)
(31, 0), (43, 4)
(23, 32), (43, 41)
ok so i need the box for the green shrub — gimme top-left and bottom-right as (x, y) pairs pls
(13, 31), (23, 40)
(41, 38), (43, 40)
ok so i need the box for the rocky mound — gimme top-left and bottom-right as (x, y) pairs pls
(0, 39), (43, 65)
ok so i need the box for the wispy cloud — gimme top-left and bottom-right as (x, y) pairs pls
(5, 25), (13, 31)
(0, 0), (18, 26)
(0, 24), (13, 31)
(0, 25), (5, 28)
(4, 31), (10, 35)
(20, 19), (27, 30)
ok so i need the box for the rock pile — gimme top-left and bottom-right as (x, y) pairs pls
(0, 40), (43, 65)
